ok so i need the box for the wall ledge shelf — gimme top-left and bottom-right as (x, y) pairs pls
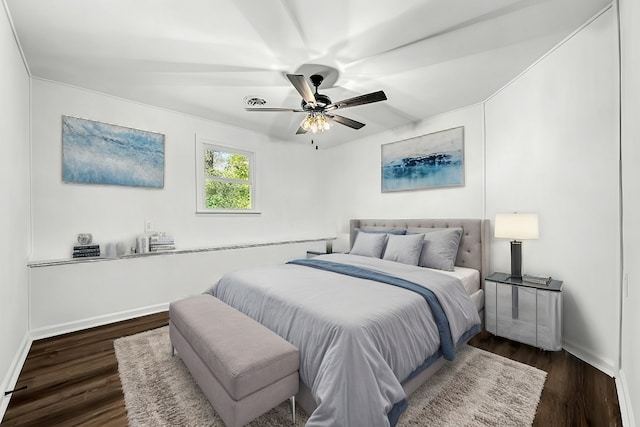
(28, 237), (335, 268)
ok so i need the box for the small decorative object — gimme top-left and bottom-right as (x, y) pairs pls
(72, 242), (100, 258)
(62, 116), (165, 188)
(136, 235), (150, 254)
(77, 233), (93, 245)
(148, 232), (176, 252)
(104, 243), (117, 258)
(381, 126), (464, 192)
(523, 274), (552, 286)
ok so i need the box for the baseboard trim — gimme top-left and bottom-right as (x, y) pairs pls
(563, 338), (616, 377)
(616, 369), (636, 427)
(0, 332), (32, 422)
(30, 303), (169, 340)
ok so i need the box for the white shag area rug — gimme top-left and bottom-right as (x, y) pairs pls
(114, 326), (546, 426)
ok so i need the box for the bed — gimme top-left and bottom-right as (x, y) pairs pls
(207, 218), (489, 427)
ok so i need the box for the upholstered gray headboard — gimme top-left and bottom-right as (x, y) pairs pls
(349, 219), (490, 282)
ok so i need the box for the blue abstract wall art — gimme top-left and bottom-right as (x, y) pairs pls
(62, 116), (165, 188)
(381, 126), (464, 192)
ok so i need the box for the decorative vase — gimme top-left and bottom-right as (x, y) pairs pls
(77, 233), (93, 245)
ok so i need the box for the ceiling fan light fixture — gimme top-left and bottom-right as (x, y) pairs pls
(301, 112), (331, 133)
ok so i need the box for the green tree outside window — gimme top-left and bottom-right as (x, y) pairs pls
(204, 149), (252, 210)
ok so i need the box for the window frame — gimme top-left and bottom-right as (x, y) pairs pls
(195, 139), (259, 214)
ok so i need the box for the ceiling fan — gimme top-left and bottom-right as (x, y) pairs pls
(245, 74), (387, 135)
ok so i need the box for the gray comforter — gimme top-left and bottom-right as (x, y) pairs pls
(209, 253), (481, 427)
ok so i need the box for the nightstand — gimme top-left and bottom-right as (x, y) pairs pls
(306, 250), (326, 258)
(485, 272), (563, 351)
(306, 250), (342, 258)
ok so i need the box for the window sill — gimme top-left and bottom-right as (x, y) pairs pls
(195, 209), (262, 215)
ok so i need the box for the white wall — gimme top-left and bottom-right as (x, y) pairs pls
(618, 0), (639, 424)
(0, 3), (30, 418)
(323, 104), (485, 249)
(28, 79), (328, 333)
(485, 8), (620, 375)
(31, 79), (327, 261)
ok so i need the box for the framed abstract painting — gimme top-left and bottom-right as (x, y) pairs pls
(381, 126), (464, 192)
(62, 116), (165, 188)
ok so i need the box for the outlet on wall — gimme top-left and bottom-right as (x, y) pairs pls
(144, 219), (154, 233)
(624, 273), (629, 298)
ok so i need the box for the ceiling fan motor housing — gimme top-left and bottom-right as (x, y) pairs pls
(301, 74), (332, 109)
(309, 74), (324, 87)
(303, 94), (331, 109)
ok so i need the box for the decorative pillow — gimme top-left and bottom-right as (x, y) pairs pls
(349, 232), (388, 258)
(382, 233), (425, 265)
(417, 228), (463, 271)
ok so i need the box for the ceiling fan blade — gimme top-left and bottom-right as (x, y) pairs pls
(325, 90), (387, 111)
(286, 74), (317, 105)
(245, 107), (306, 112)
(295, 126), (308, 135)
(327, 114), (366, 130)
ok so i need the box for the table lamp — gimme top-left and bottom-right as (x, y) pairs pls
(495, 213), (539, 279)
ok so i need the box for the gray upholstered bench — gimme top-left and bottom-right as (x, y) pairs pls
(169, 295), (300, 427)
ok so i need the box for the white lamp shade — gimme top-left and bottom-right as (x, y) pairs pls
(494, 213), (539, 240)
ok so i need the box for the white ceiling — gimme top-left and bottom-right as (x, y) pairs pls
(6, 0), (610, 146)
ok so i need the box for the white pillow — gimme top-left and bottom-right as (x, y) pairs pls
(349, 232), (387, 258)
(383, 233), (425, 265)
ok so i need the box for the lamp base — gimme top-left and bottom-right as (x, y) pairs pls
(510, 240), (522, 279)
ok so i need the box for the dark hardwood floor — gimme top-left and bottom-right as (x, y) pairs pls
(470, 331), (622, 427)
(1, 312), (170, 427)
(1, 314), (622, 426)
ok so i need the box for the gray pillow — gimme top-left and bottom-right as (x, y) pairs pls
(417, 228), (463, 271)
(350, 228), (406, 254)
(349, 232), (387, 258)
(382, 233), (425, 265)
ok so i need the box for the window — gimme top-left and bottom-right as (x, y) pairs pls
(196, 140), (257, 213)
